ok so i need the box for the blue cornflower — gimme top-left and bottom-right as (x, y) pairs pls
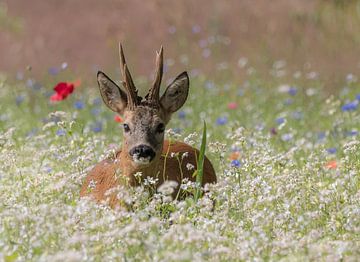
(74, 100), (85, 110)
(56, 129), (66, 136)
(341, 101), (358, 111)
(356, 94), (360, 101)
(288, 86), (297, 96)
(216, 116), (228, 125)
(327, 148), (337, 154)
(318, 132), (326, 141)
(178, 111), (186, 119)
(91, 122), (103, 133)
(276, 117), (285, 124)
(44, 166), (52, 173)
(281, 133), (293, 142)
(230, 159), (241, 168)
(345, 130), (358, 137)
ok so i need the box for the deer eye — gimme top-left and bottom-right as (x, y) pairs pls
(123, 123), (130, 133)
(156, 123), (165, 133)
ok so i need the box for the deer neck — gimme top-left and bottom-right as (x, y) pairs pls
(119, 144), (161, 186)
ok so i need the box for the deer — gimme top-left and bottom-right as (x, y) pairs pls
(80, 44), (216, 208)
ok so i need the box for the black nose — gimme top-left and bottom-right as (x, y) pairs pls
(129, 145), (155, 159)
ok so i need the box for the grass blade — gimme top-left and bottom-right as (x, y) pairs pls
(195, 121), (207, 202)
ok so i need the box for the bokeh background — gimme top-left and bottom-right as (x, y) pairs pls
(1, 0), (360, 91)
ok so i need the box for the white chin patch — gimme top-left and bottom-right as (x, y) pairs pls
(133, 155), (152, 165)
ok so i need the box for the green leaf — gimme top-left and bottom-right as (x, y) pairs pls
(195, 121), (207, 202)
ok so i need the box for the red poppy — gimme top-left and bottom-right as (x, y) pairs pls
(50, 82), (75, 101)
(325, 160), (337, 169)
(114, 115), (123, 123)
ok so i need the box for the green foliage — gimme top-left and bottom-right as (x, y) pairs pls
(195, 121), (206, 202)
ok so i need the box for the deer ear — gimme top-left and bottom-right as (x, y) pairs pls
(97, 71), (127, 114)
(160, 71), (189, 114)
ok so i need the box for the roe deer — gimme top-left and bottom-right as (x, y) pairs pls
(80, 44), (216, 208)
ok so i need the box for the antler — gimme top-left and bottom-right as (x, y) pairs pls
(118, 43), (139, 109)
(146, 46), (163, 107)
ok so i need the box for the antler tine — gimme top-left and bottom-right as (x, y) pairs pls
(118, 43), (126, 79)
(118, 43), (138, 109)
(148, 46), (163, 106)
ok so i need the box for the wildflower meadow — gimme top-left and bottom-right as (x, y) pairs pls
(0, 62), (360, 261)
(1, 1), (360, 261)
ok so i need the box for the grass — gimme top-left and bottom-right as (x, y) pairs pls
(194, 121), (206, 202)
(0, 67), (360, 261)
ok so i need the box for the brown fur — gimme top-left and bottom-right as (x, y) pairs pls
(80, 140), (216, 208)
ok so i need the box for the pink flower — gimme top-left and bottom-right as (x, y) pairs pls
(227, 102), (238, 110)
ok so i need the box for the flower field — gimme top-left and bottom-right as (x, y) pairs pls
(0, 67), (360, 261)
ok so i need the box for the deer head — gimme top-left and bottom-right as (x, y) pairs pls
(97, 44), (189, 167)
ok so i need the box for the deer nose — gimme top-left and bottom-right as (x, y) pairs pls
(129, 145), (155, 160)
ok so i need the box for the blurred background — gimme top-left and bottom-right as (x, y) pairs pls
(1, 0), (360, 91)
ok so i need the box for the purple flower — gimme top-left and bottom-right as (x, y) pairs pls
(326, 148), (337, 154)
(216, 116), (228, 125)
(318, 132), (326, 141)
(345, 130), (358, 137)
(178, 111), (186, 119)
(356, 94), (360, 101)
(56, 129), (66, 136)
(276, 117), (285, 125)
(91, 122), (103, 133)
(74, 100), (85, 110)
(288, 86), (297, 96)
(281, 133), (293, 141)
(341, 101), (358, 111)
(231, 159), (241, 168)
